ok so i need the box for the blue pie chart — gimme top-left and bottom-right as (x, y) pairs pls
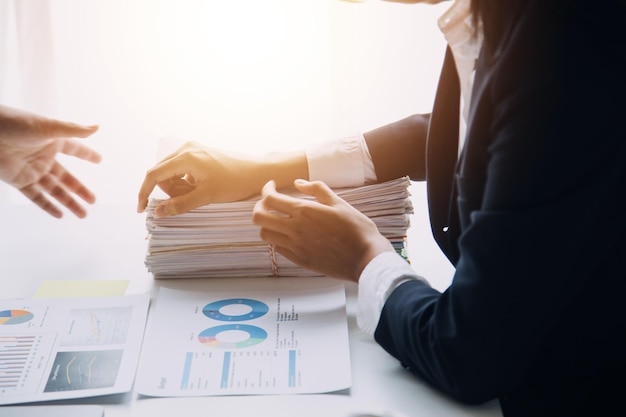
(202, 298), (269, 321)
(198, 324), (267, 349)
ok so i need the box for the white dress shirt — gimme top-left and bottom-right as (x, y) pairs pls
(305, 0), (480, 335)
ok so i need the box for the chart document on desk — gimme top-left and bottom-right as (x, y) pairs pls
(0, 293), (150, 405)
(135, 285), (351, 396)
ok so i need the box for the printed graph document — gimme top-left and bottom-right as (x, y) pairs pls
(0, 293), (150, 405)
(136, 285), (351, 397)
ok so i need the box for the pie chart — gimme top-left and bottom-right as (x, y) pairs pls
(202, 298), (269, 321)
(0, 309), (34, 325)
(198, 324), (267, 349)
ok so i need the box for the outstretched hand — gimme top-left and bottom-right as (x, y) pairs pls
(0, 105), (101, 218)
(252, 179), (394, 281)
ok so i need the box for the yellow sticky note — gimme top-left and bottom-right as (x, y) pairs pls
(34, 280), (129, 298)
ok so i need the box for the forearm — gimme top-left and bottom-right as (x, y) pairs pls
(364, 113), (430, 182)
(258, 113), (431, 191)
(254, 149), (309, 192)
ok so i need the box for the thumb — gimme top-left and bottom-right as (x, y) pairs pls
(293, 179), (337, 206)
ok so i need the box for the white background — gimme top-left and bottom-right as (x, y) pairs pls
(0, 0), (455, 290)
(0, 0), (447, 203)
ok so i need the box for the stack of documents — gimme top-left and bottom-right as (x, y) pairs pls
(144, 176), (413, 279)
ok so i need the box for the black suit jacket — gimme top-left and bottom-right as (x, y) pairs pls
(374, 2), (626, 416)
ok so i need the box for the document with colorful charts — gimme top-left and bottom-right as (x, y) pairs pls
(0, 293), (150, 405)
(135, 284), (352, 397)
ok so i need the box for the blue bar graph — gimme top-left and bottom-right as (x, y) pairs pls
(220, 352), (231, 388)
(180, 352), (193, 390)
(288, 350), (296, 387)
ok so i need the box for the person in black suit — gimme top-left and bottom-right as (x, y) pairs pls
(137, 0), (626, 415)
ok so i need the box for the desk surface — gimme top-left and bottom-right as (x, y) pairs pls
(0, 184), (502, 417)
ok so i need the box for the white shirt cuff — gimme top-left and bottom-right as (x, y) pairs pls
(305, 133), (376, 188)
(356, 251), (428, 335)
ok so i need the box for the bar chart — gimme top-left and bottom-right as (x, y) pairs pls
(0, 335), (41, 394)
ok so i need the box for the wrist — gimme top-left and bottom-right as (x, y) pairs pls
(354, 239), (395, 283)
(255, 150), (308, 191)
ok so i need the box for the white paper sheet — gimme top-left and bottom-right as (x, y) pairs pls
(136, 285), (351, 396)
(0, 405), (104, 417)
(0, 293), (150, 405)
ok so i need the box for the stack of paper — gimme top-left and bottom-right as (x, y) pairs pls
(144, 176), (413, 279)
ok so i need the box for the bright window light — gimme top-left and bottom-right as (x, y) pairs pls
(0, 0), (447, 205)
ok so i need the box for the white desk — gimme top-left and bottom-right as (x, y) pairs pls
(0, 183), (502, 417)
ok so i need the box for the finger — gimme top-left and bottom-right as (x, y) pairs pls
(153, 191), (207, 217)
(260, 179), (278, 197)
(293, 179), (337, 206)
(38, 173), (87, 218)
(49, 161), (96, 204)
(19, 184), (63, 219)
(137, 158), (191, 212)
(157, 177), (195, 197)
(252, 197), (294, 237)
(258, 180), (303, 216)
(60, 138), (102, 163)
(43, 118), (99, 139)
(258, 227), (292, 249)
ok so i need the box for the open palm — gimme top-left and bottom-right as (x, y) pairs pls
(0, 105), (101, 218)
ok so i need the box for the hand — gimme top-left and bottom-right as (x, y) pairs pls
(252, 179), (394, 281)
(0, 105), (100, 218)
(137, 142), (270, 217)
